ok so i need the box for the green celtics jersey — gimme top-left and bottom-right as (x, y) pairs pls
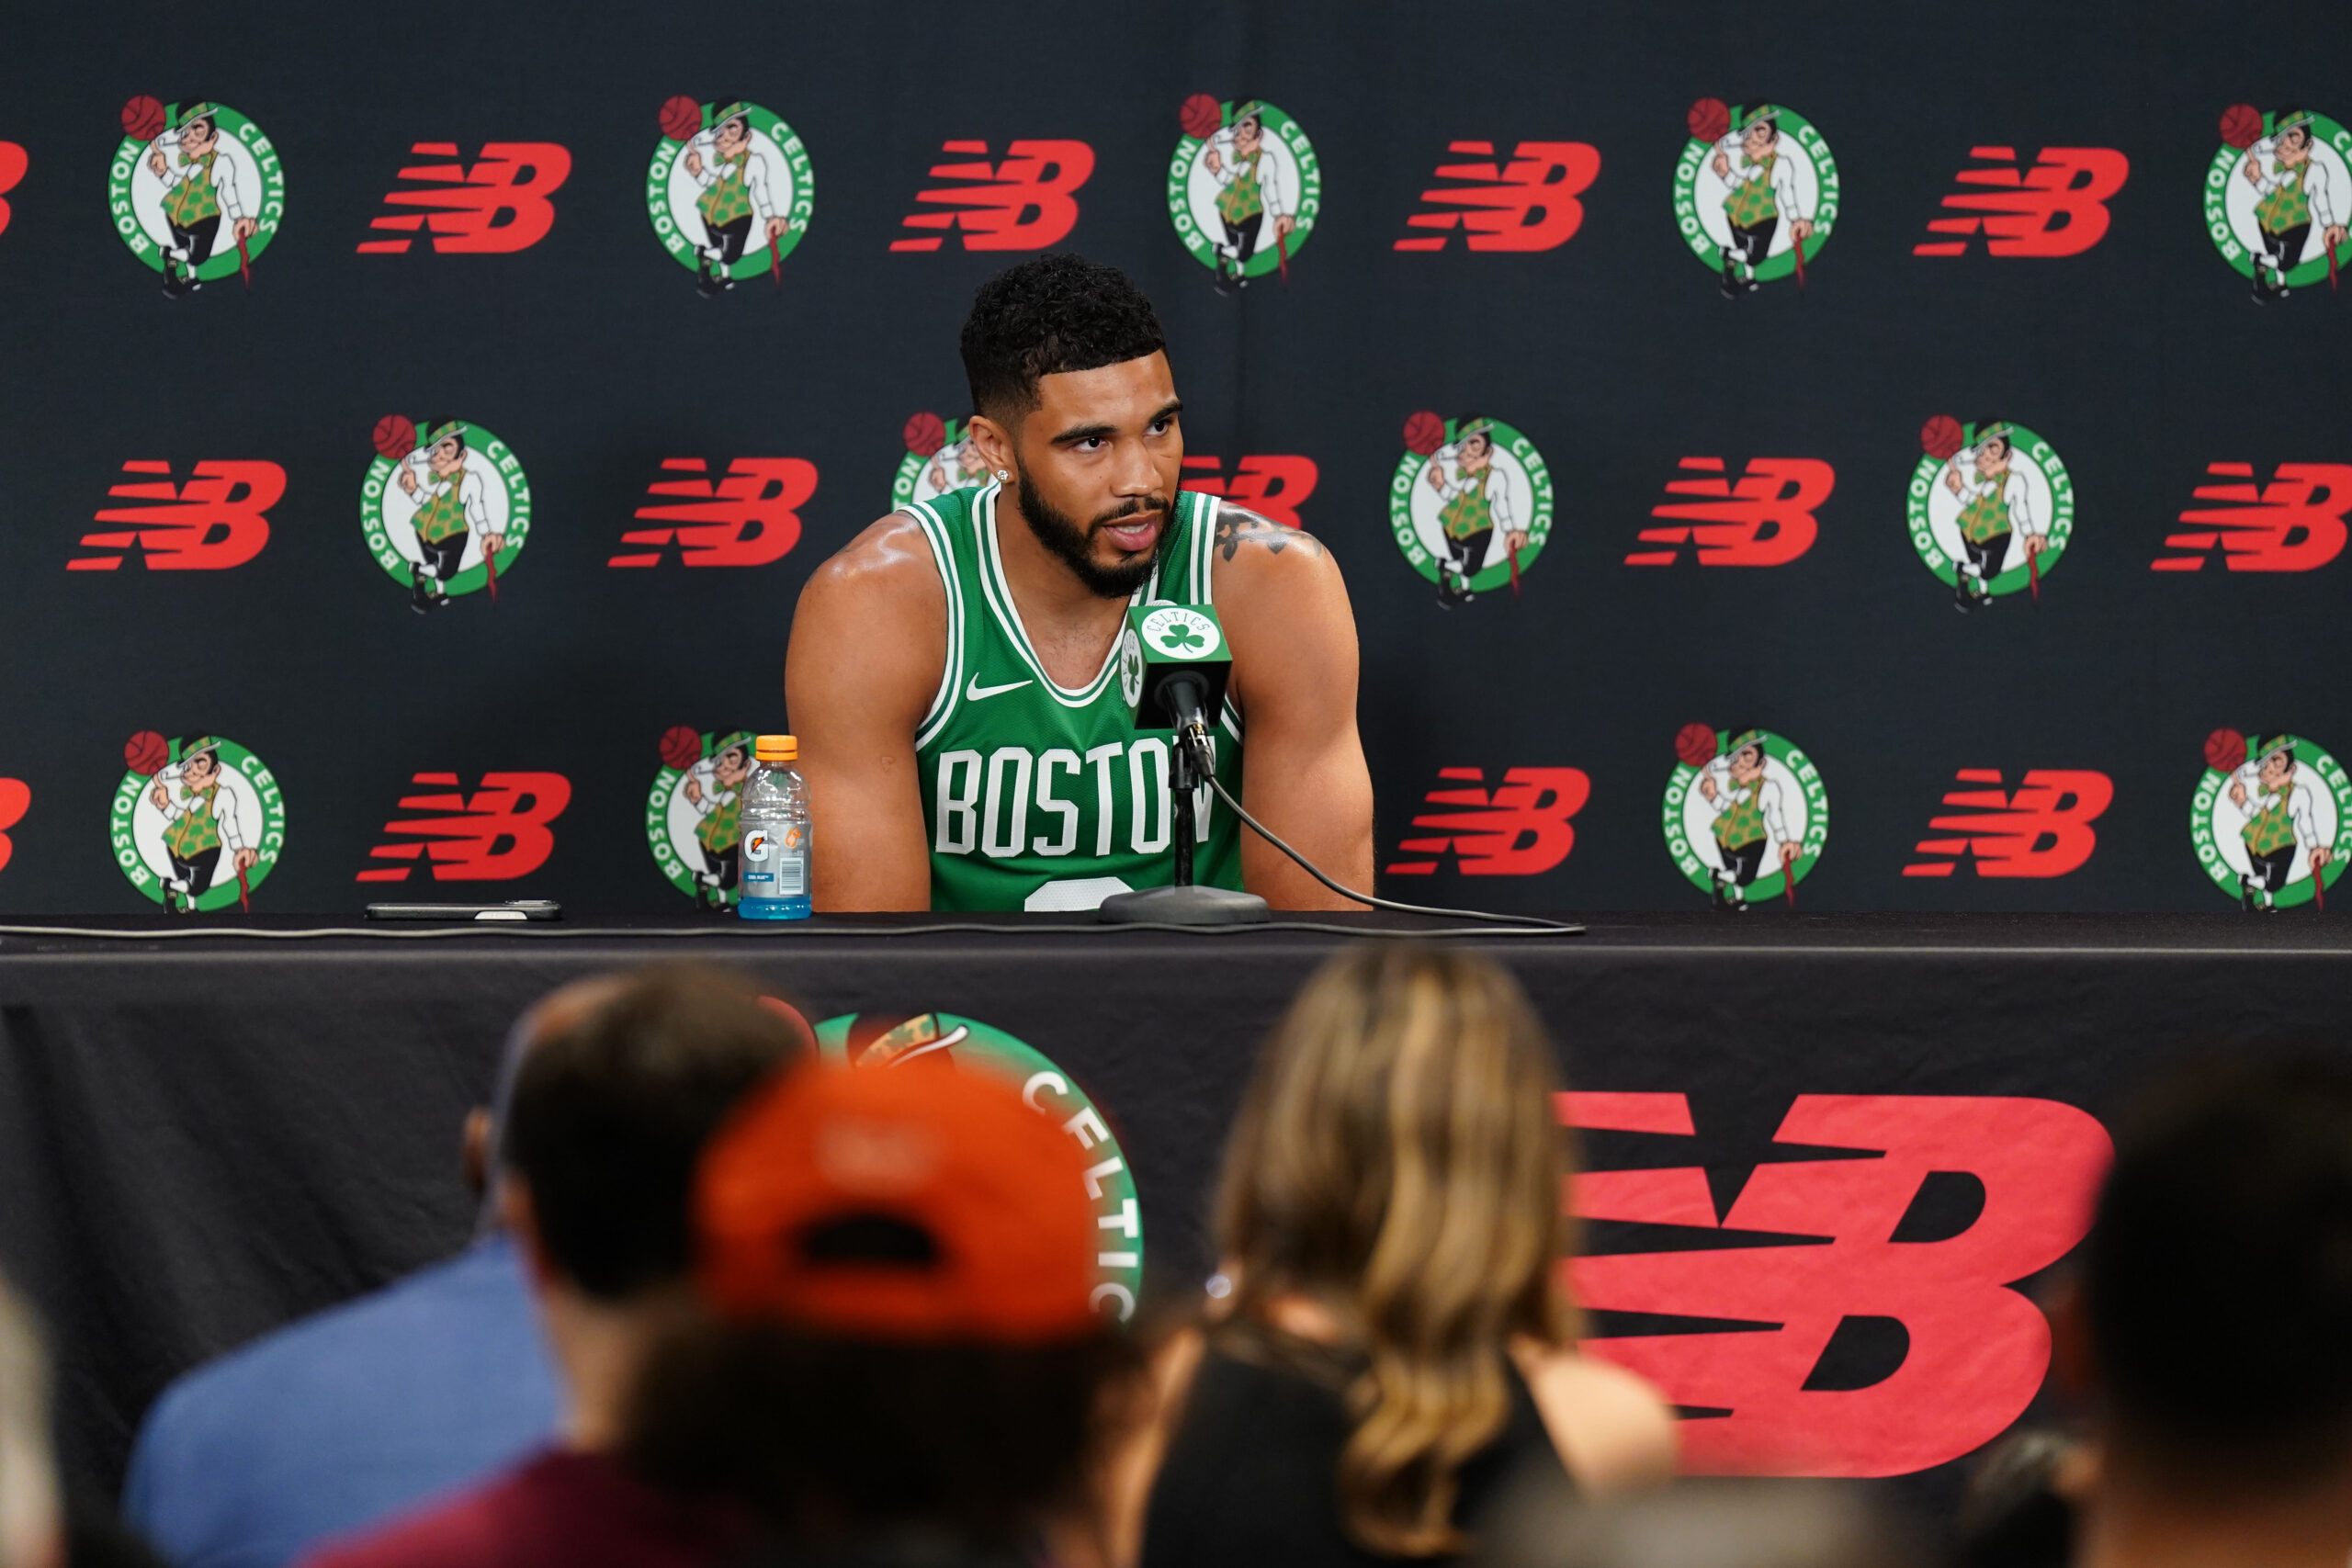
(906, 479), (1245, 912)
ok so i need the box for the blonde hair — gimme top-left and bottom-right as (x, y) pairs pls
(1213, 943), (1577, 1557)
(0, 1278), (59, 1568)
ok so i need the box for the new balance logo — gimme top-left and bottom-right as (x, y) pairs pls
(1913, 146), (2129, 257)
(611, 457), (818, 568)
(1386, 767), (1589, 875)
(1629, 458), (1833, 567)
(358, 143), (571, 254)
(357, 773), (571, 882)
(0, 141), (25, 236)
(0, 778), (28, 873)
(71, 460), (285, 571)
(1396, 141), (1600, 252)
(889, 140), (1093, 253)
(1903, 769), (2112, 878)
(1178, 456), (1318, 527)
(2155, 463), (2352, 572)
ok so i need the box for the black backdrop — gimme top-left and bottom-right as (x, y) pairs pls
(0, 0), (2345, 916)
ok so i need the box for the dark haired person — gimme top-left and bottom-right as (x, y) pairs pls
(786, 253), (1372, 912)
(300, 967), (808, 1568)
(2054, 1055), (2352, 1568)
(627, 1055), (1130, 1567)
(394, 421), (503, 614)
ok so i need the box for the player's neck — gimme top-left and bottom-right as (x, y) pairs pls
(996, 491), (1135, 683)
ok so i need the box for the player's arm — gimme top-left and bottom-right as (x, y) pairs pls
(785, 515), (945, 912)
(1214, 507), (1374, 909)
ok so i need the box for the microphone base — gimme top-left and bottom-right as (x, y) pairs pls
(1096, 885), (1272, 926)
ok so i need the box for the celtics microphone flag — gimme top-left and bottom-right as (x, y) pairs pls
(1120, 604), (1232, 732)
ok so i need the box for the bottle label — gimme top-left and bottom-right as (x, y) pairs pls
(743, 825), (808, 900)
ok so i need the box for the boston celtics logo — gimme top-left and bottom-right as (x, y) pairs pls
(1674, 99), (1837, 297)
(894, 412), (991, 510)
(650, 726), (756, 910)
(1910, 416), (2074, 612)
(649, 96), (812, 297)
(1169, 95), (1319, 292)
(363, 415), (532, 614)
(2209, 106), (2350, 303)
(109, 97), (284, 298)
(817, 1011), (1145, 1321)
(1140, 606), (1219, 659)
(1664, 724), (1827, 911)
(1389, 412), (1555, 608)
(2193, 728), (2349, 912)
(112, 730), (285, 914)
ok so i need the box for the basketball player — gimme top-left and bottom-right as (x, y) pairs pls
(394, 422), (504, 614)
(2241, 109), (2346, 303)
(786, 254), (1373, 911)
(1421, 418), (1527, 606)
(145, 103), (256, 299)
(2228, 736), (2333, 911)
(1940, 421), (2042, 612)
(682, 101), (787, 298)
(1694, 731), (1796, 911)
(1708, 105), (1812, 298)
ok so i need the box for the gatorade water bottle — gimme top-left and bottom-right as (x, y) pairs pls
(738, 735), (811, 920)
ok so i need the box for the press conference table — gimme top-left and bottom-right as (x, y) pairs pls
(4, 910), (2346, 1505)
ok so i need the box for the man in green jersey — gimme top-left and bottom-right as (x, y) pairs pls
(786, 254), (1373, 911)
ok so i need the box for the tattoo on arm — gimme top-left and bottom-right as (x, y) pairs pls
(1214, 506), (1327, 562)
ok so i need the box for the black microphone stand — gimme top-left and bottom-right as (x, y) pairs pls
(1098, 674), (1270, 925)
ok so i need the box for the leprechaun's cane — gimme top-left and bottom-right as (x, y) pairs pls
(1508, 541), (1521, 597)
(2028, 542), (2041, 604)
(482, 539), (500, 604)
(235, 230), (251, 289)
(1781, 843), (1797, 908)
(2314, 847), (2328, 912)
(1274, 220), (1289, 282)
(235, 862), (251, 913)
(768, 226), (784, 289)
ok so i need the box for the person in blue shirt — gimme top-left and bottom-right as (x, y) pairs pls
(118, 982), (623, 1568)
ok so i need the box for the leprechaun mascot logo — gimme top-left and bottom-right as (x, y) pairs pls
(2193, 729), (2350, 912)
(111, 731), (285, 914)
(817, 1011), (1146, 1321)
(2209, 106), (2351, 303)
(1674, 99), (1837, 297)
(1168, 96), (1319, 293)
(1664, 725), (1827, 911)
(648, 96), (812, 297)
(108, 96), (284, 298)
(893, 412), (991, 509)
(1909, 415), (2075, 611)
(649, 726), (757, 910)
(363, 416), (533, 614)
(1388, 412), (1555, 607)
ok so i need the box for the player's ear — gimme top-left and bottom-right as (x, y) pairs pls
(965, 413), (1016, 479)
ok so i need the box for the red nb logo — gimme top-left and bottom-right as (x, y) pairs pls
(1630, 458), (1833, 567)
(889, 140), (1093, 253)
(0, 141), (26, 236)
(358, 143), (571, 254)
(1396, 141), (1600, 252)
(1566, 1092), (2110, 1476)
(1386, 767), (1589, 876)
(1178, 456), (1318, 527)
(612, 457), (818, 568)
(2155, 463), (2352, 572)
(71, 460), (285, 571)
(358, 773), (572, 882)
(1904, 770), (2113, 879)
(0, 778), (28, 874)
(1913, 147), (2129, 257)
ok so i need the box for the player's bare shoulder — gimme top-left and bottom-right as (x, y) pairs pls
(1209, 503), (1337, 585)
(803, 511), (945, 616)
(788, 512), (945, 710)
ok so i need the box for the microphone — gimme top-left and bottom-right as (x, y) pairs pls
(1120, 604), (1231, 773)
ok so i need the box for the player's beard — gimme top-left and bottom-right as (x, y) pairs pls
(1012, 457), (1173, 599)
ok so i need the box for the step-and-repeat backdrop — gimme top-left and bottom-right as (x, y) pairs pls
(0, 0), (2345, 915)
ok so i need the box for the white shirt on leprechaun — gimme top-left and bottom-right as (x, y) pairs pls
(1208, 138), (1289, 220)
(2231, 763), (2323, 851)
(1713, 134), (1807, 224)
(1430, 458), (1521, 535)
(154, 763), (249, 853)
(2250, 139), (2340, 229)
(1696, 772), (1789, 844)
(685, 760), (738, 822)
(1951, 466), (2041, 536)
(685, 131), (778, 221)
(153, 129), (246, 222)
(402, 461), (491, 534)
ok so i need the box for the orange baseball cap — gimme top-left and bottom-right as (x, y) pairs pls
(695, 1061), (1101, 1344)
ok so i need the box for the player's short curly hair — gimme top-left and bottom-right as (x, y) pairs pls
(961, 254), (1168, 422)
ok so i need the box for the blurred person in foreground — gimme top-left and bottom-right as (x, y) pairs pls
(0, 1274), (62, 1568)
(300, 967), (808, 1568)
(2051, 1054), (2352, 1568)
(1472, 1477), (1914, 1568)
(626, 1057), (1133, 1566)
(1119, 945), (1677, 1566)
(119, 983), (626, 1568)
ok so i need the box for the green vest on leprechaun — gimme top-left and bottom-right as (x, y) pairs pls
(699, 149), (756, 227)
(1713, 778), (1770, 851)
(696, 792), (741, 853)
(165, 784), (221, 858)
(165, 150), (221, 227)
(1439, 468), (1494, 541)
(412, 473), (471, 546)
(1217, 151), (1266, 225)
(1959, 476), (2012, 545)
(2245, 786), (2301, 856)
(905, 479), (1244, 912)
(1724, 152), (1779, 228)
(2259, 166), (2311, 235)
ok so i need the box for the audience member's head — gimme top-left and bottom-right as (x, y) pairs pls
(0, 1277), (60, 1568)
(2075, 1053), (2352, 1492)
(1475, 1479), (1916, 1568)
(627, 1060), (1127, 1553)
(1213, 943), (1574, 1556)
(467, 975), (631, 1213)
(1954, 1428), (2081, 1568)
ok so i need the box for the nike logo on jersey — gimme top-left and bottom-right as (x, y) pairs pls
(966, 676), (1035, 701)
